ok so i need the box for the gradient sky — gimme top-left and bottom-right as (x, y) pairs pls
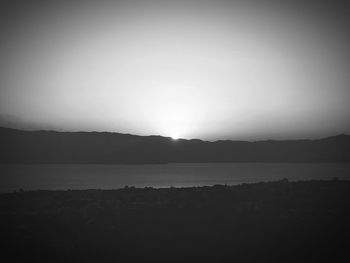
(0, 0), (350, 140)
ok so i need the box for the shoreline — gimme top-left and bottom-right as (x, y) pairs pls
(2, 177), (348, 193)
(1, 179), (349, 262)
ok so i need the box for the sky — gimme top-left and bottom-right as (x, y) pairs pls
(0, 0), (350, 140)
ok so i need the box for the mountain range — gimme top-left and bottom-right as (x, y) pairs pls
(0, 126), (349, 164)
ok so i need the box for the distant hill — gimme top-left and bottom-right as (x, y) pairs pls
(0, 127), (349, 163)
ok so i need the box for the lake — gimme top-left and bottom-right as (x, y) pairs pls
(0, 163), (349, 192)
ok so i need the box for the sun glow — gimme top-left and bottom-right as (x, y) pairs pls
(171, 134), (180, 140)
(154, 104), (193, 140)
(3, 0), (348, 141)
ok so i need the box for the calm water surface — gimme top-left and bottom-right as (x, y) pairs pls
(0, 163), (349, 192)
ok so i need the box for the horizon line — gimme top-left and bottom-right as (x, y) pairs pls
(1, 125), (348, 143)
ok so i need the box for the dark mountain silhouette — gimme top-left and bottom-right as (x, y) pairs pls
(0, 126), (349, 164)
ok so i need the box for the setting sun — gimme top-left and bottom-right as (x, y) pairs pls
(152, 102), (193, 139)
(170, 134), (180, 140)
(0, 0), (349, 261)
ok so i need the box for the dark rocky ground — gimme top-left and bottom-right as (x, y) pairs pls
(1, 179), (350, 263)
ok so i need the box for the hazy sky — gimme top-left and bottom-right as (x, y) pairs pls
(1, 0), (350, 140)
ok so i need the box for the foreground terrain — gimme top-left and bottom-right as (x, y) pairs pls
(1, 179), (349, 262)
